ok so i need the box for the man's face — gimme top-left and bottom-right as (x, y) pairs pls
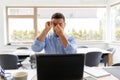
(51, 18), (66, 34)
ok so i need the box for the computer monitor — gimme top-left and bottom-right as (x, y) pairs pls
(36, 54), (85, 80)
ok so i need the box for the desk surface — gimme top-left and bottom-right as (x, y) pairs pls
(0, 50), (35, 56)
(0, 48), (113, 66)
(31, 67), (119, 80)
(12, 50), (35, 56)
(0, 48), (111, 56)
(31, 74), (118, 80)
(103, 67), (120, 79)
(5, 67), (119, 80)
(5, 69), (36, 80)
(77, 48), (111, 54)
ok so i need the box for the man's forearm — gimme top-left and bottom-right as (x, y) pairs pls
(59, 34), (68, 48)
(38, 28), (49, 41)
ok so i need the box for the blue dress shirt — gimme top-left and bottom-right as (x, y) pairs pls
(31, 33), (77, 54)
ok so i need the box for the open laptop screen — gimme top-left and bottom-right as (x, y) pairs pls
(36, 54), (85, 80)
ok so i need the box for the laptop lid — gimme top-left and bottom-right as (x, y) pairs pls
(36, 54), (85, 80)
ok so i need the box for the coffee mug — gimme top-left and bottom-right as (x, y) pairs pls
(13, 72), (27, 80)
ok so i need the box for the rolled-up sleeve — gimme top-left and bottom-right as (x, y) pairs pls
(31, 38), (45, 52)
(64, 37), (77, 54)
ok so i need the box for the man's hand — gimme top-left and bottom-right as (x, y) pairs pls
(54, 24), (64, 37)
(54, 24), (68, 48)
(45, 21), (53, 31)
(38, 21), (52, 41)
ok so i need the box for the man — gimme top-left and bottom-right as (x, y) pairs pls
(31, 12), (77, 54)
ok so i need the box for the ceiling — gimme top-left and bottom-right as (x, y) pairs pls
(0, 0), (120, 6)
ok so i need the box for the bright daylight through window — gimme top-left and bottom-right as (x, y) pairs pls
(111, 4), (120, 41)
(6, 7), (106, 45)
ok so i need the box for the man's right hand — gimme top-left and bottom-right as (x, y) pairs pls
(38, 21), (52, 41)
(45, 21), (53, 31)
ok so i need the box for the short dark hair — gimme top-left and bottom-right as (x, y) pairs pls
(51, 12), (65, 21)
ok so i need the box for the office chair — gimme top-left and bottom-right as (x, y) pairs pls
(77, 45), (88, 48)
(85, 51), (102, 67)
(101, 48), (116, 66)
(16, 47), (29, 60)
(112, 63), (120, 66)
(0, 54), (22, 69)
(17, 47), (28, 50)
(29, 54), (36, 69)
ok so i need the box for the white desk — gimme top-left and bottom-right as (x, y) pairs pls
(31, 68), (119, 80)
(0, 48), (112, 66)
(12, 48), (111, 56)
(12, 50), (35, 56)
(5, 69), (36, 80)
(77, 48), (111, 54)
(5, 67), (119, 80)
(0, 50), (34, 56)
(83, 72), (118, 80)
(77, 48), (113, 66)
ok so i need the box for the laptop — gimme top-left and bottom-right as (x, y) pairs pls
(36, 54), (85, 80)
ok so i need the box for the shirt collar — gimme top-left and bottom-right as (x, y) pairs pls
(53, 33), (59, 37)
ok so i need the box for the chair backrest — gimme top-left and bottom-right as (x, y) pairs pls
(78, 45), (88, 48)
(17, 47), (28, 50)
(112, 63), (120, 66)
(0, 54), (18, 69)
(107, 48), (116, 55)
(29, 54), (36, 69)
(85, 51), (102, 67)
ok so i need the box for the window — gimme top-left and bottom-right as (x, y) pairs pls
(8, 18), (34, 42)
(37, 8), (106, 41)
(111, 4), (120, 41)
(6, 7), (35, 45)
(6, 7), (106, 45)
(8, 8), (34, 15)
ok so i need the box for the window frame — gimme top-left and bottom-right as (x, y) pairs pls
(6, 6), (107, 45)
(6, 6), (37, 45)
(110, 3), (120, 43)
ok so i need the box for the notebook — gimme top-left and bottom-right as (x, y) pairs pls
(84, 67), (111, 78)
(36, 54), (85, 80)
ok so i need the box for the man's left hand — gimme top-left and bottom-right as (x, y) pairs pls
(54, 24), (64, 37)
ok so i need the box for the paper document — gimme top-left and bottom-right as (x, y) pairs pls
(84, 67), (111, 78)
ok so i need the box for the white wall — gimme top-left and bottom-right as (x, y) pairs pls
(0, 4), (6, 51)
(1, 0), (107, 6)
(0, 0), (109, 51)
(109, 0), (120, 5)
